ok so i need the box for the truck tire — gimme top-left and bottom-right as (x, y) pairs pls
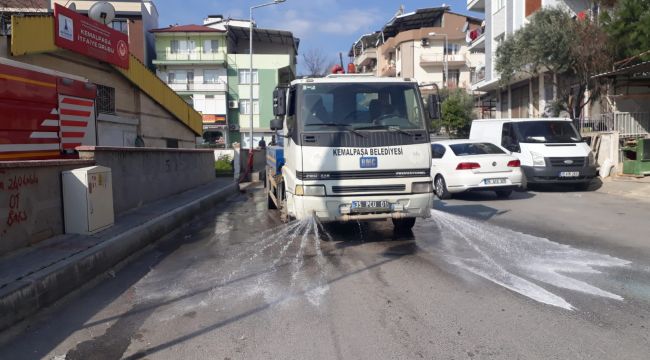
(392, 218), (416, 232)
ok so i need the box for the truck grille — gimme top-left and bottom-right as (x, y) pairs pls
(548, 157), (586, 167)
(331, 185), (406, 194)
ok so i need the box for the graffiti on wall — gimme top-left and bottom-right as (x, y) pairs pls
(0, 170), (39, 234)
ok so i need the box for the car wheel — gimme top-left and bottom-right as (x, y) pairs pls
(434, 175), (451, 200)
(495, 189), (513, 199)
(392, 217), (416, 232)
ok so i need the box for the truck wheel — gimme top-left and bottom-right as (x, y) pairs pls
(434, 176), (451, 200)
(495, 190), (513, 198)
(392, 218), (416, 232)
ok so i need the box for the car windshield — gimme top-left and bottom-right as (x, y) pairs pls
(514, 121), (582, 143)
(449, 142), (506, 156)
(297, 82), (425, 131)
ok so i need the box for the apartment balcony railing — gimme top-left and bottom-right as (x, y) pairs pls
(470, 67), (486, 84)
(153, 51), (227, 64)
(420, 53), (470, 67)
(167, 82), (227, 92)
(580, 112), (650, 137)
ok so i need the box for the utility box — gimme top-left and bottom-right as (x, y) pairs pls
(62, 166), (114, 235)
(622, 137), (650, 177)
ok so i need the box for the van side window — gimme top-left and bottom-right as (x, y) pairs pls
(432, 144), (446, 159)
(501, 123), (517, 149)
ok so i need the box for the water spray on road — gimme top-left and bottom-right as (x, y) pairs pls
(423, 209), (631, 310)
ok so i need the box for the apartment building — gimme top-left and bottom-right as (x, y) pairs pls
(350, 7), (482, 93)
(223, 25), (298, 148)
(151, 24), (229, 145)
(467, 0), (597, 118)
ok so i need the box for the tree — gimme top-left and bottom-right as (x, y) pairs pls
(495, 7), (613, 119)
(301, 48), (334, 77)
(440, 88), (475, 137)
(601, 0), (650, 63)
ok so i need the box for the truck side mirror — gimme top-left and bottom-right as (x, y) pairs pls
(270, 118), (283, 131)
(428, 94), (440, 120)
(273, 88), (286, 117)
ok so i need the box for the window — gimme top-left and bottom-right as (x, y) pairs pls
(170, 40), (179, 54)
(493, 0), (506, 13)
(203, 39), (219, 54)
(449, 143), (506, 156)
(96, 85), (115, 114)
(444, 70), (460, 88)
(238, 69), (258, 84)
(240, 99), (259, 115)
(204, 70), (220, 84)
(110, 19), (128, 34)
(432, 144), (446, 159)
(501, 123), (518, 149)
(170, 39), (191, 54)
(166, 138), (179, 148)
(444, 43), (461, 55)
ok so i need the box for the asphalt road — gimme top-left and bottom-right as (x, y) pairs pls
(1, 186), (649, 359)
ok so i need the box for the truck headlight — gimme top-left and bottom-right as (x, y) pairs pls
(530, 151), (546, 167)
(295, 185), (326, 196)
(412, 181), (433, 194)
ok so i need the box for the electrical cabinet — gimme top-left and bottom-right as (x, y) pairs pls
(62, 166), (114, 234)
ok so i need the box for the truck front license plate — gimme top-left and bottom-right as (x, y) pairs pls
(351, 200), (389, 212)
(559, 171), (580, 177)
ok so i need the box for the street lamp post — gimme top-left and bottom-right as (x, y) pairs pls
(429, 32), (448, 88)
(249, 0), (286, 153)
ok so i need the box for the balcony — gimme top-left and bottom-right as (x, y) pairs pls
(153, 51), (227, 65)
(467, 0), (485, 12)
(379, 65), (396, 77)
(420, 53), (470, 67)
(470, 67), (486, 85)
(167, 82), (227, 93)
(354, 48), (377, 68)
(467, 26), (486, 51)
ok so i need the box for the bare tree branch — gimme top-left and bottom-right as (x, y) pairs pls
(301, 48), (333, 77)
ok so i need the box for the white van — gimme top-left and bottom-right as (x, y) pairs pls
(469, 118), (598, 189)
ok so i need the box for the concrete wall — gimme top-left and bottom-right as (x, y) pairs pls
(78, 146), (215, 214)
(0, 160), (95, 256)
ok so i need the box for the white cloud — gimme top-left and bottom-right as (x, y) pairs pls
(318, 9), (382, 35)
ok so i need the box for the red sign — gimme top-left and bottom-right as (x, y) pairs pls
(54, 4), (129, 69)
(202, 114), (227, 125)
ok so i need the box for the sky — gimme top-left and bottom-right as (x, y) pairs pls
(155, 0), (482, 74)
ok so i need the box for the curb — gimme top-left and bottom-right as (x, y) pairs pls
(0, 182), (239, 333)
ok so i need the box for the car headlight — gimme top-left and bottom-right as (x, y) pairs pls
(295, 185), (326, 196)
(412, 181), (433, 194)
(588, 152), (596, 166)
(530, 151), (546, 167)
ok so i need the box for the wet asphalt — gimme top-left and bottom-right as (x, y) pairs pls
(1, 185), (649, 359)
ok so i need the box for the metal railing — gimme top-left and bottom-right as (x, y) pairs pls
(580, 112), (650, 137)
(155, 51), (226, 63)
(470, 67), (485, 84)
(167, 81), (227, 92)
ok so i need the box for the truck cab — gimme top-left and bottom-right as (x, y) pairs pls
(266, 75), (435, 231)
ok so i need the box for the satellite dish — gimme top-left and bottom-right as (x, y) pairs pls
(88, 1), (116, 25)
(67, 2), (76, 11)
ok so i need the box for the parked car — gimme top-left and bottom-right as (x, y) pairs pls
(469, 118), (598, 190)
(431, 140), (523, 199)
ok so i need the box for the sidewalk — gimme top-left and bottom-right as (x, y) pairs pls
(0, 179), (243, 333)
(597, 175), (650, 202)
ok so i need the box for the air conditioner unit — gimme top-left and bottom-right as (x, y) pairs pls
(229, 124), (240, 131)
(228, 100), (239, 109)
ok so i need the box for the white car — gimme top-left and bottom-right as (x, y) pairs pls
(431, 140), (523, 199)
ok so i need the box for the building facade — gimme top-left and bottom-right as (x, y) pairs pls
(222, 25), (298, 148)
(467, 0), (597, 119)
(151, 25), (229, 146)
(351, 7), (482, 93)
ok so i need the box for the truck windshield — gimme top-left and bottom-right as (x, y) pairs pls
(297, 83), (425, 131)
(514, 121), (582, 143)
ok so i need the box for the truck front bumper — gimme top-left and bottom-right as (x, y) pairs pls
(291, 193), (433, 222)
(522, 165), (598, 184)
